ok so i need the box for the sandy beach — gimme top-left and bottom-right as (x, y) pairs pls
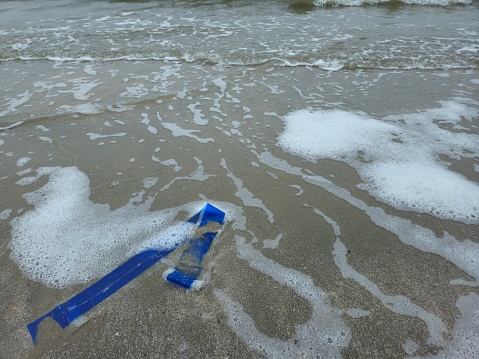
(1, 1), (479, 358)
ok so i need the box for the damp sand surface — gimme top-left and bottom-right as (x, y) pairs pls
(0, 64), (478, 359)
(1, 1), (479, 358)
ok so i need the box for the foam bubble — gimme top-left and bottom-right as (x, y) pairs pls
(67, 78), (99, 101)
(9, 166), (210, 288)
(360, 161), (479, 221)
(38, 136), (53, 144)
(120, 84), (148, 98)
(0, 91), (32, 116)
(0, 209), (13, 220)
(16, 168), (32, 176)
(140, 113), (158, 134)
(86, 132), (127, 140)
(16, 157), (31, 167)
(35, 125), (50, 132)
(403, 339), (420, 355)
(143, 177), (159, 189)
(277, 109), (397, 162)
(57, 103), (102, 115)
(158, 112), (214, 144)
(313, 59), (344, 71)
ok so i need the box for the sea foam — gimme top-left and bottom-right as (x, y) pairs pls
(277, 106), (479, 222)
(9, 166), (206, 288)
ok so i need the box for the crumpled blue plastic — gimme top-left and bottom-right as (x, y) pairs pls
(164, 231), (218, 289)
(26, 203), (225, 345)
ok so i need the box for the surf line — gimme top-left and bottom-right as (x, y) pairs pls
(26, 203), (225, 345)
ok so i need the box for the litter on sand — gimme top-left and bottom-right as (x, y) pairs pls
(26, 203), (225, 345)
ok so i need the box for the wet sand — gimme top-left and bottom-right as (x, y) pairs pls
(1, 62), (478, 358)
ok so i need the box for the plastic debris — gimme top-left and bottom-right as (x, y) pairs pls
(163, 203), (225, 290)
(26, 203), (225, 345)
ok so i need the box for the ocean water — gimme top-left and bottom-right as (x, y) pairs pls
(0, 0), (478, 358)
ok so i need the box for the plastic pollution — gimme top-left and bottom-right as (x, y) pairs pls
(26, 203), (225, 345)
(162, 232), (217, 291)
(163, 203), (225, 290)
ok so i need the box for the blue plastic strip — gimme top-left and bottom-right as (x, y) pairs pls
(26, 203), (225, 345)
(165, 269), (197, 289)
(187, 203), (225, 227)
(26, 249), (172, 345)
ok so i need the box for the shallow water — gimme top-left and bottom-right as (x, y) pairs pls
(1, 0), (478, 358)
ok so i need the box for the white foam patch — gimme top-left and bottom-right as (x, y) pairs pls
(151, 157), (182, 172)
(289, 184), (303, 196)
(211, 77), (227, 115)
(16, 157), (31, 167)
(58, 104), (102, 115)
(278, 109), (398, 161)
(143, 177), (159, 189)
(86, 132), (127, 140)
(313, 59), (344, 71)
(66, 78), (99, 101)
(121, 84), (148, 98)
(0, 91), (33, 116)
(187, 103), (208, 125)
(277, 106), (479, 223)
(35, 125), (50, 132)
(158, 113), (214, 144)
(0, 209), (13, 220)
(0, 138), (4, 147)
(16, 168), (32, 176)
(359, 161), (479, 222)
(140, 113), (158, 134)
(403, 339), (420, 355)
(0, 121), (24, 131)
(83, 64), (96, 76)
(9, 166), (210, 288)
(134, 222), (196, 255)
(38, 136), (53, 144)
(263, 234), (284, 249)
(158, 157), (210, 192)
(16, 176), (39, 186)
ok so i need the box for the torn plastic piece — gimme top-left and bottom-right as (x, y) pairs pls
(26, 203), (225, 345)
(163, 232), (218, 291)
(187, 202), (225, 227)
(163, 204), (225, 290)
(26, 249), (172, 345)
